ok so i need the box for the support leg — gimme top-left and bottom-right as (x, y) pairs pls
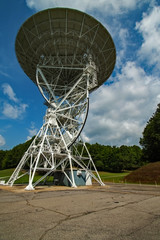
(68, 153), (77, 188)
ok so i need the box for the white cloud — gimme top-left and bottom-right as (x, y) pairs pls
(0, 70), (11, 78)
(136, 6), (160, 68)
(83, 61), (160, 146)
(116, 28), (129, 68)
(27, 122), (38, 140)
(2, 83), (18, 103)
(26, 0), (146, 15)
(2, 103), (28, 119)
(0, 135), (5, 147)
(1, 83), (28, 120)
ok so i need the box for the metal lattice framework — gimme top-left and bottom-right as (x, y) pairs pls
(7, 8), (116, 190)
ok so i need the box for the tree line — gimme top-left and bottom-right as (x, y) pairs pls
(85, 143), (143, 172)
(0, 138), (143, 172)
(0, 137), (33, 170)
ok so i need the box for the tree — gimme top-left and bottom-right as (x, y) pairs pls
(0, 150), (7, 169)
(140, 103), (160, 162)
(0, 137), (34, 170)
(0, 137), (143, 172)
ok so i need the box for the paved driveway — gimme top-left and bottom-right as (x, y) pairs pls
(0, 183), (160, 240)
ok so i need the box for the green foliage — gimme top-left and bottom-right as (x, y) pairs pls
(85, 143), (142, 172)
(0, 137), (143, 173)
(0, 137), (34, 170)
(140, 103), (160, 163)
(0, 150), (7, 169)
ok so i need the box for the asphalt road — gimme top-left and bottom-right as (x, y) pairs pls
(0, 183), (160, 240)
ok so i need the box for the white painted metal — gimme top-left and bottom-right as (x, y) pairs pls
(7, 56), (104, 189)
(15, 8), (116, 90)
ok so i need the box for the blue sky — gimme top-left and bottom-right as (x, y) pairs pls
(0, 0), (160, 150)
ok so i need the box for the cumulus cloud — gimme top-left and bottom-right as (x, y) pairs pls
(1, 83), (28, 120)
(2, 103), (28, 119)
(116, 28), (129, 68)
(136, 6), (160, 68)
(83, 61), (160, 146)
(0, 134), (5, 147)
(2, 83), (18, 103)
(26, 0), (145, 15)
(27, 122), (38, 140)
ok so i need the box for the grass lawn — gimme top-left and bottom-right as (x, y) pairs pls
(0, 168), (53, 184)
(95, 171), (130, 183)
(0, 168), (15, 178)
(0, 168), (130, 185)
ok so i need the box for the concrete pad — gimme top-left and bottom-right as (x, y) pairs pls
(0, 183), (160, 240)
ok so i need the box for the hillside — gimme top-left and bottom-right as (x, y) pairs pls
(124, 162), (160, 184)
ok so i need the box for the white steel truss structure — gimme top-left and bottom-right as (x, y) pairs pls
(7, 55), (104, 190)
(7, 7), (116, 189)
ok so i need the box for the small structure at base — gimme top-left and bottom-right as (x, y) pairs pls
(54, 169), (92, 187)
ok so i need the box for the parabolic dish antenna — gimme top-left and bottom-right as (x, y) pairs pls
(7, 8), (116, 190)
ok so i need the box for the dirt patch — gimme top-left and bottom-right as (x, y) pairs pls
(124, 162), (160, 184)
(0, 184), (109, 193)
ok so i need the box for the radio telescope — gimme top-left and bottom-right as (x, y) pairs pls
(7, 8), (116, 190)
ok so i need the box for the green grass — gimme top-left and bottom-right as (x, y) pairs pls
(0, 168), (53, 184)
(95, 171), (131, 183)
(0, 168), (15, 179)
(0, 168), (130, 185)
